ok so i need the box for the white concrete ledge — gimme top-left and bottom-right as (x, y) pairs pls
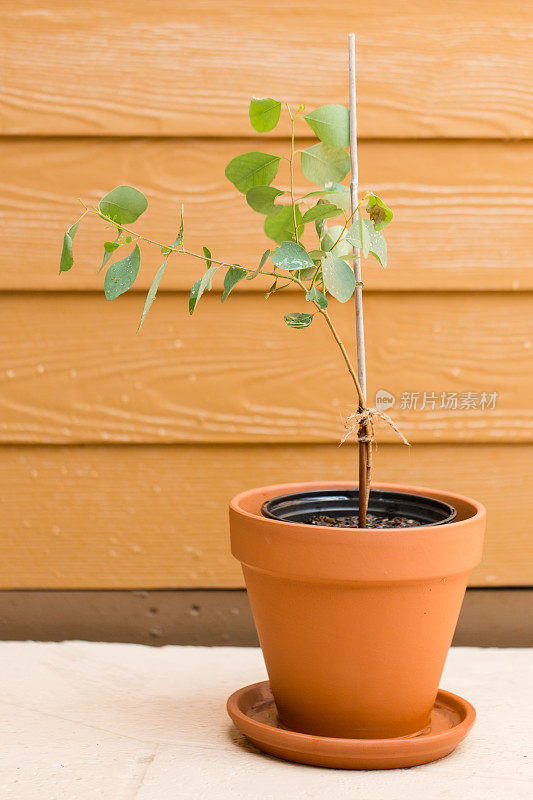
(0, 642), (530, 798)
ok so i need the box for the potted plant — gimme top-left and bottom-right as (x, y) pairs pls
(59, 38), (485, 769)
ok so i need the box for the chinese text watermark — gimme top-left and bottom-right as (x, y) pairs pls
(375, 390), (499, 412)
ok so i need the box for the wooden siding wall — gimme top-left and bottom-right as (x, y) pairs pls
(0, 1), (531, 588)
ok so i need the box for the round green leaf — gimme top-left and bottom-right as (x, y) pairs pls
(264, 205), (303, 243)
(304, 105), (349, 148)
(284, 312), (314, 329)
(303, 182), (351, 210)
(104, 244), (141, 301)
(300, 143), (351, 186)
(246, 186), (285, 215)
(302, 203), (341, 224)
(225, 152), (281, 194)
(99, 186), (148, 225)
(362, 218), (387, 266)
(347, 218), (388, 265)
(271, 241), (314, 272)
(296, 267), (318, 281)
(345, 221), (362, 250)
(321, 225), (353, 258)
(323, 182), (352, 211)
(321, 251), (356, 302)
(249, 98), (282, 132)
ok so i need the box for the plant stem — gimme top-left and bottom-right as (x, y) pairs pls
(286, 103), (299, 244)
(291, 276), (365, 409)
(87, 209), (285, 278)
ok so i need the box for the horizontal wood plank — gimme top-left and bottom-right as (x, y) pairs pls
(1, 1), (531, 138)
(0, 443), (529, 588)
(0, 292), (531, 445)
(2, 138), (532, 292)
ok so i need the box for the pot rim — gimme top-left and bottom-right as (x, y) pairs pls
(230, 482), (486, 581)
(231, 481), (485, 534)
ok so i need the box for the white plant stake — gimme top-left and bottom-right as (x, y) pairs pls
(349, 33), (371, 524)
(348, 33), (366, 402)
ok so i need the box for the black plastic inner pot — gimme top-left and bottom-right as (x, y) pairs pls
(261, 489), (457, 528)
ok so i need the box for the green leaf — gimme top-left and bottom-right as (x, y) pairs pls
(321, 225), (353, 258)
(225, 152), (281, 194)
(222, 266), (247, 301)
(303, 182), (351, 211)
(271, 241), (314, 272)
(265, 279), (277, 298)
(138, 260), (168, 331)
(104, 244), (141, 301)
(246, 249), (271, 280)
(246, 186), (285, 215)
(296, 267), (318, 281)
(360, 218), (371, 258)
(302, 203), (341, 224)
(264, 205), (303, 243)
(346, 219), (387, 266)
(189, 266), (218, 314)
(314, 206), (328, 239)
(174, 204), (185, 246)
(363, 218), (387, 266)
(59, 220), (81, 273)
(308, 249), (325, 261)
(324, 182), (352, 211)
(300, 143), (351, 186)
(366, 194), (393, 231)
(321, 251), (356, 302)
(249, 97), (282, 133)
(284, 312), (314, 329)
(305, 286), (328, 309)
(259, 248), (271, 268)
(99, 232), (122, 273)
(203, 246), (212, 268)
(345, 221), (362, 249)
(99, 186), (148, 225)
(304, 105), (349, 148)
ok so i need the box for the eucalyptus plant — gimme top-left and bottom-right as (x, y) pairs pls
(60, 98), (393, 526)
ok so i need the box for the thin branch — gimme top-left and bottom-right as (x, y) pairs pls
(291, 275), (365, 408)
(88, 207), (366, 426)
(286, 103), (299, 244)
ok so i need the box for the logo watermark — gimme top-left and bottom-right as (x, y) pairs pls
(375, 389), (396, 412)
(375, 390), (498, 411)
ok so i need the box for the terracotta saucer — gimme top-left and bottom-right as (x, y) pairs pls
(227, 681), (476, 770)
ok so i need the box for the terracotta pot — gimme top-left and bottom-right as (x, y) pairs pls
(230, 481), (485, 739)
